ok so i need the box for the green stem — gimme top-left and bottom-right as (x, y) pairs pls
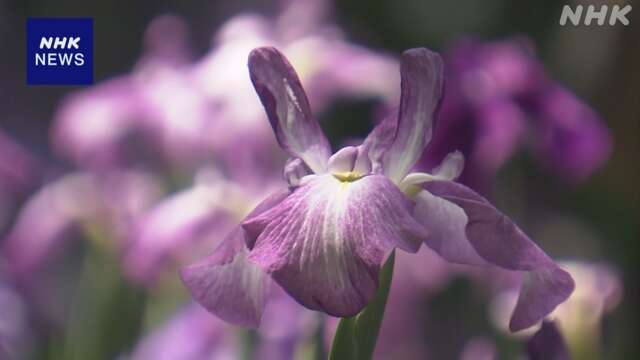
(62, 239), (146, 360)
(329, 251), (396, 360)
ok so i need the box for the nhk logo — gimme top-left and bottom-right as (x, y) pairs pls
(27, 18), (93, 85)
(36, 36), (85, 66)
(559, 4), (631, 26)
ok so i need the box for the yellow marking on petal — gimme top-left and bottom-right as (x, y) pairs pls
(403, 184), (422, 199)
(332, 171), (364, 183)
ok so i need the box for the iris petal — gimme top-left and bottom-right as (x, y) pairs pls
(180, 189), (289, 327)
(243, 174), (427, 317)
(248, 47), (331, 173)
(383, 48), (444, 183)
(417, 180), (574, 331)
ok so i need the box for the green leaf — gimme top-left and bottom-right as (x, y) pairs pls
(329, 251), (396, 360)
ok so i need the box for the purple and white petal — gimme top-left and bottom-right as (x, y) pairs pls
(180, 227), (270, 328)
(399, 150), (465, 192)
(242, 174), (428, 317)
(283, 157), (312, 187)
(248, 47), (331, 173)
(180, 189), (290, 327)
(327, 146), (371, 176)
(412, 190), (487, 266)
(418, 180), (574, 331)
(383, 48), (444, 183)
(361, 114), (398, 174)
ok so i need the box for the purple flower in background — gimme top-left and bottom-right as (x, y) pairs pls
(2, 171), (162, 279)
(129, 304), (235, 360)
(0, 130), (39, 230)
(0, 130), (39, 196)
(52, 3), (398, 176)
(130, 296), (314, 360)
(181, 46), (574, 332)
(0, 280), (29, 358)
(123, 171), (263, 285)
(422, 38), (612, 192)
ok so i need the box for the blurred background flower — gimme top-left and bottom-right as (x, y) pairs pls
(0, 0), (637, 359)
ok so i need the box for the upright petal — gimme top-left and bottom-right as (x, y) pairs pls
(180, 189), (290, 327)
(243, 174), (427, 317)
(383, 48), (444, 183)
(361, 114), (397, 174)
(417, 180), (574, 331)
(248, 47), (331, 173)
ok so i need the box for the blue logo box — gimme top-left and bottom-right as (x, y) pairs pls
(26, 18), (93, 85)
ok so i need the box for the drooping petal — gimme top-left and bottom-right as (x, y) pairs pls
(180, 227), (270, 328)
(180, 189), (290, 327)
(412, 190), (487, 266)
(242, 174), (427, 317)
(361, 114), (397, 174)
(383, 48), (444, 183)
(418, 180), (574, 331)
(248, 47), (331, 173)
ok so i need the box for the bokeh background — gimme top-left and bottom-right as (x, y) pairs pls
(0, 0), (637, 359)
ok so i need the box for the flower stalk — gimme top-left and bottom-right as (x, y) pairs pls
(330, 251), (396, 360)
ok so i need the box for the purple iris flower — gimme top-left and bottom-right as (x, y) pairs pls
(2, 171), (162, 280)
(422, 39), (612, 192)
(181, 46), (574, 332)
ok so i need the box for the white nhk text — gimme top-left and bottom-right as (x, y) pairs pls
(35, 36), (85, 66)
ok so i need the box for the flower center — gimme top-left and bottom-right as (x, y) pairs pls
(332, 171), (364, 183)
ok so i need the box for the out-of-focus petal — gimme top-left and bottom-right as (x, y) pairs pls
(2, 174), (99, 276)
(534, 86), (612, 182)
(421, 180), (574, 331)
(526, 321), (570, 360)
(243, 174), (427, 317)
(0, 130), (39, 195)
(383, 48), (444, 183)
(124, 183), (234, 285)
(51, 78), (144, 169)
(129, 304), (234, 360)
(248, 47), (331, 173)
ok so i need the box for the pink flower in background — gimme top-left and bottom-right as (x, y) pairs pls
(52, 1), (398, 177)
(2, 171), (162, 280)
